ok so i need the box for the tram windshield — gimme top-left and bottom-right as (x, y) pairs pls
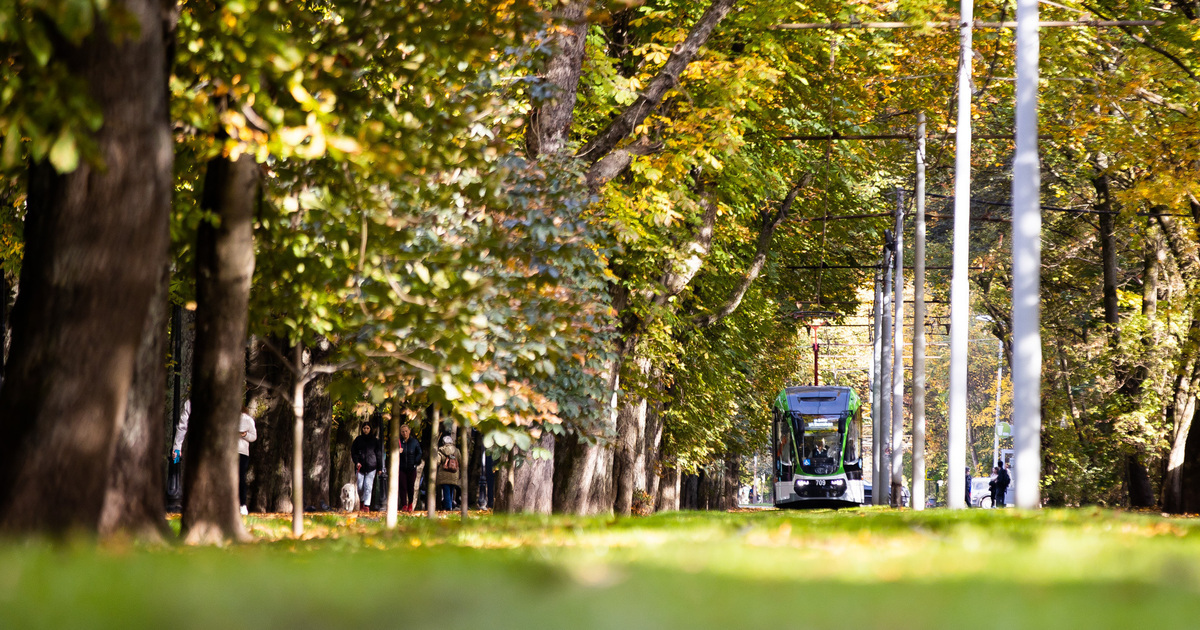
(798, 414), (842, 475)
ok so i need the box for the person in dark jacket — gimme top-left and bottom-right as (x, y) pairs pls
(396, 424), (422, 512)
(351, 422), (383, 512)
(995, 462), (1011, 507)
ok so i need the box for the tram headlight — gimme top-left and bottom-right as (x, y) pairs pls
(794, 478), (847, 496)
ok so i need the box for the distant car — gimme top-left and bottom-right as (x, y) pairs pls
(863, 483), (911, 506)
(970, 476), (993, 507)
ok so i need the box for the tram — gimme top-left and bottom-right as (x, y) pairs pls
(771, 385), (865, 508)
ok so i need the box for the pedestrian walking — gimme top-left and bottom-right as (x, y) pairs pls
(238, 406), (257, 515)
(351, 421), (383, 512)
(396, 424), (422, 512)
(996, 462), (1011, 507)
(435, 434), (461, 511)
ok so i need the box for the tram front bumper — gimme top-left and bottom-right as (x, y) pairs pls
(794, 478), (847, 498)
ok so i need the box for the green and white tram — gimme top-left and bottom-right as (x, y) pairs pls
(771, 385), (865, 508)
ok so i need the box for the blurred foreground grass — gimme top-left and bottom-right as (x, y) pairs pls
(3, 507), (1200, 629)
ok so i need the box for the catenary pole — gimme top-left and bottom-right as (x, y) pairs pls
(912, 113), (927, 511)
(992, 341), (1004, 468)
(871, 262), (884, 501)
(880, 249), (894, 504)
(891, 191), (906, 507)
(947, 0), (973, 510)
(1013, 0), (1042, 509)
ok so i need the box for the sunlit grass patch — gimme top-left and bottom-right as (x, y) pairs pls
(3, 508), (1200, 629)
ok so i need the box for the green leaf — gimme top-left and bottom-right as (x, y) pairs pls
(49, 131), (79, 173)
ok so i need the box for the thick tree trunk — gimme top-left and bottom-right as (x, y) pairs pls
(614, 357), (651, 515)
(1179, 403), (1200, 513)
(302, 345), (333, 511)
(246, 338), (295, 513)
(499, 433), (555, 513)
(329, 409), (356, 509)
(643, 398), (664, 505)
(180, 153), (258, 545)
(552, 366), (619, 515)
(0, 0), (172, 535)
(99, 263), (170, 539)
(1163, 351), (1200, 511)
(656, 464), (680, 512)
(525, 2), (589, 159)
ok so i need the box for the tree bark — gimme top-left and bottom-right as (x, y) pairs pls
(460, 422), (470, 520)
(246, 337), (295, 513)
(290, 345), (305, 537)
(0, 0), (173, 536)
(525, 1), (589, 159)
(614, 357), (650, 515)
(180, 153), (258, 545)
(656, 464), (680, 512)
(385, 399), (401, 527)
(576, 0), (736, 165)
(302, 344), (333, 512)
(99, 262), (170, 540)
(427, 405), (439, 518)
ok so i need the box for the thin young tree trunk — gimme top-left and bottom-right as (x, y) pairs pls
(180, 153), (258, 545)
(291, 345), (305, 537)
(427, 405), (439, 519)
(0, 0), (173, 535)
(99, 263), (171, 540)
(460, 422), (470, 521)
(385, 400), (401, 527)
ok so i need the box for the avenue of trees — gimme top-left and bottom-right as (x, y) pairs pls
(0, 0), (1197, 542)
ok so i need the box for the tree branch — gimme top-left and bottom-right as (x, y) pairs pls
(1084, 3), (1199, 84)
(584, 137), (665, 190)
(575, 0), (736, 164)
(693, 173), (813, 327)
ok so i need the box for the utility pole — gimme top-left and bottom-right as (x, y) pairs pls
(912, 112), (927, 511)
(947, 0), (974, 510)
(992, 340), (1004, 468)
(1012, 0), (1042, 509)
(871, 262), (884, 502)
(880, 244), (894, 504)
(891, 190), (906, 507)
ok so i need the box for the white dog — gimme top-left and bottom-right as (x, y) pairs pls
(340, 483), (359, 512)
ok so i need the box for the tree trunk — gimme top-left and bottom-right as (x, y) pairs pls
(302, 344), (333, 511)
(614, 357), (651, 515)
(643, 399), (664, 506)
(180, 153), (258, 545)
(246, 337), (294, 513)
(99, 262), (170, 540)
(427, 405), (439, 518)
(460, 422), (470, 520)
(1179, 402), (1200, 513)
(385, 400), (401, 527)
(0, 0), (172, 536)
(500, 433), (555, 513)
(656, 464), (680, 512)
(524, 1), (589, 159)
(290, 346), (305, 537)
(329, 408), (356, 510)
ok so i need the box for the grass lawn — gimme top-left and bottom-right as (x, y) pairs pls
(2, 507), (1199, 629)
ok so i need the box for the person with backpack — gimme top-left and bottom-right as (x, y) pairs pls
(995, 462), (1011, 507)
(434, 434), (462, 511)
(351, 421), (383, 512)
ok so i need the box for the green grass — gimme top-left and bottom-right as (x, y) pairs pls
(3, 507), (1200, 629)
